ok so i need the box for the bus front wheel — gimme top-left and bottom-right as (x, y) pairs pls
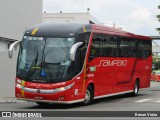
(82, 85), (94, 105)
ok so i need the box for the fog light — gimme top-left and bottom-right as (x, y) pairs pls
(58, 96), (64, 101)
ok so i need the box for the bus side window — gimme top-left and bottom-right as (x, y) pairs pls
(119, 38), (136, 57)
(90, 47), (96, 57)
(103, 36), (118, 57)
(89, 35), (102, 61)
(138, 40), (151, 58)
(89, 41), (97, 61)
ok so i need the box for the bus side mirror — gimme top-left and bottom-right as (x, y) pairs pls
(70, 42), (83, 61)
(8, 41), (21, 59)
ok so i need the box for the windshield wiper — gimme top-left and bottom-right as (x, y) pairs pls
(30, 51), (39, 69)
(25, 51), (39, 77)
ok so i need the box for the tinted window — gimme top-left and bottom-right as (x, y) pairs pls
(89, 34), (103, 60)
(119, 38), (136, 57)
(89, 34), (119, 60)
(89, 33), (151, 60)
(74, 33), (90, 74)
(103, 36), (118, 57)
(138, 40), (152, 58)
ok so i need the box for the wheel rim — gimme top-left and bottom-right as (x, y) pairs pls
(135, 83), (138, 94)
(84, 90), (90, 102)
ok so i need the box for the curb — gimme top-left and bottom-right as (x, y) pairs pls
(0, 97), (27, 104)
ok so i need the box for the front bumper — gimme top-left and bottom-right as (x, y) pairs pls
(16, 97), (84, 104)
(15, 82), (83, 103)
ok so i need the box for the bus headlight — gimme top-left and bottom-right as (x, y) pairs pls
(55, 83), (75, 92)
(16, 83), (23, 89)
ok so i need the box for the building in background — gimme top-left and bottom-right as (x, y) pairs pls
(0, 0), (42, 97)
(0, 0), (42, 51)
(43, 12), (102, 24)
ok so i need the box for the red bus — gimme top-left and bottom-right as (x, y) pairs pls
(9, 23), (152, 105)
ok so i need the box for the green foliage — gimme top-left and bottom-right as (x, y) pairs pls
(156, 28), (160, 31)
(153, 54), (160, 70)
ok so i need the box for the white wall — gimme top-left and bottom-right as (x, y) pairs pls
(0, 51), (18, 97)
(0, 40), (8, 51)
(0, 0), (42, 41)
(0, 0), (42, 97)
(43, 13), (102, 24)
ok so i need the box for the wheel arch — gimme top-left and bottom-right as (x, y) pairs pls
(86, 82), (95, 95)
(135, 78), (140, 88)
(82, 82), (95, 105)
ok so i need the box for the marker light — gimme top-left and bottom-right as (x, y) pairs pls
(16, 78), (22, 84)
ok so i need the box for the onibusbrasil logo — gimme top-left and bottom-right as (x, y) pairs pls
(1, 112), (42, 117)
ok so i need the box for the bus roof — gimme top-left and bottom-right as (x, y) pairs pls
(92, 24), (151, 40)
(25, 23), (91, 37)
(25, 23), (151, 40)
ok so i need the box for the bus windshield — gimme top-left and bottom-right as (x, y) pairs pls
(17, 36), (75, 83)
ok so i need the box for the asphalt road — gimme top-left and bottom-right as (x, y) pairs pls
(0, 81), (160, 119)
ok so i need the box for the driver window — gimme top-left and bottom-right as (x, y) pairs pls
(89, 34), (102, 61)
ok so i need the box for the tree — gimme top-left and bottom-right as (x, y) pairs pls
(156, 5), (160, 32)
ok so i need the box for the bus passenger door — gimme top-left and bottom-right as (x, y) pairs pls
(88, 37), (103, 96)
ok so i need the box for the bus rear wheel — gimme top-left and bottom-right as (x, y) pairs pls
(131, 81), (139, 96)
(82, 85), (94, 105)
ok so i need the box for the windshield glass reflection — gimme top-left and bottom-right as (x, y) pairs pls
(17, 36), (75, 83)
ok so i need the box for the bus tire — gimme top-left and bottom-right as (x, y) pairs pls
(82, 85), (94, 105)
(36, 102), (49, 106)
(131, 80), (139, 96)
